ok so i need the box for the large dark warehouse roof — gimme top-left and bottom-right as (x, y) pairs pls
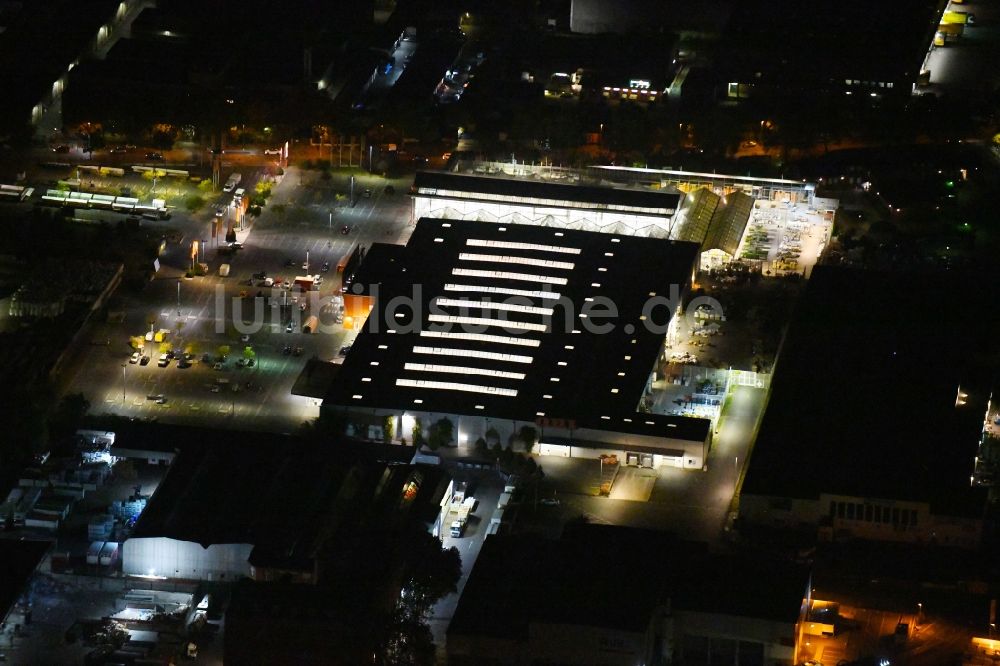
(326, 217), (708, 442)
(743, 266), (993, 517)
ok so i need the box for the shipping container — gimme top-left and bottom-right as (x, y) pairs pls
(99, 541), (120, 567)
(87, 541), (105, 565)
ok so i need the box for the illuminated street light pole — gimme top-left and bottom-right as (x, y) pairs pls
(176, 280), (180, 315)
(122, 363), (126, 403)
(734, 455), (739, 496)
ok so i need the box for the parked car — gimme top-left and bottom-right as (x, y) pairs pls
(339, 345), (351, 356)
(139, 355), (150, 366)
(129, 352), (141, 364)
(240, 334), (250, 342)
(145, 152), (163, 160)
(213, 362), (224, 370)
(322, 261), (330, 272)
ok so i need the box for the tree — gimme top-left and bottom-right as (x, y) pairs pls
(242, 346), (255, 360)
(383, 415), (395, 443)
(518, 425), (538, 452)
(485, 426), (500, 445)
(375, 526), (462, 665)
(184, 195), (205, 212)
(299, 411), (347, 442)
(217, 344), (231, 358)
(412, 418), (424, 446)
(49, 393), (90, 442)
(426, 417), (454, 450)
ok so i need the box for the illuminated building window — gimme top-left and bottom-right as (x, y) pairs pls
(396, 378), (517, 397)
(420, 330), (540, 348)
(428, 314), (548, 333)
(435, 298), (554, 317)
(466, 239), (581, 255)
(444, 283), (561, 300)
(459, 252), (575, 271)
(452, 268), (568, 286)
(412, 345), (533, 364)
(404, 363), (526, 380)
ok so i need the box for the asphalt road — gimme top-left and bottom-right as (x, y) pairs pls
(922, 0), (1000, 94)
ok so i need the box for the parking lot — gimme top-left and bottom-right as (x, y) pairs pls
(59, 167), (415, 433)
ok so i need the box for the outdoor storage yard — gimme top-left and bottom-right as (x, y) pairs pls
(740, 200), (833, 277)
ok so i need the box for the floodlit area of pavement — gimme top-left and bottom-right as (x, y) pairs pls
(58, 166), (414, 433)
(738, 200), (833, 277)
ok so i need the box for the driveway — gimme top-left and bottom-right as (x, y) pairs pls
(608, 466), (656, 501)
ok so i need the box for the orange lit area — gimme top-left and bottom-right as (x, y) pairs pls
(972, 636), (1000, 658)
(343, 294), (373, 330)
(796, 598), (838, 664)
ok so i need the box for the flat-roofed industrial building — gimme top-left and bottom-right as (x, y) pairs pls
(324, 217), (712, 469)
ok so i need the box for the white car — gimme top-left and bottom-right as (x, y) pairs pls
(240, 334), (250, 342)
(129, 352), (141, 364)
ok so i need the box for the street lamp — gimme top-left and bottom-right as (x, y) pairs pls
(122, 363), (127, 403)
(734, 455), (739, 495)
(176, 280), (181, 315)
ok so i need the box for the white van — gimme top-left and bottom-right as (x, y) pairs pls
(234, 187), (246, 200)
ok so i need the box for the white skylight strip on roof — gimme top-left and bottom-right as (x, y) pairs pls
(459, 252), (575, 271)
(412, 345), (534, 364)
(435, 298), (554, 317)
(404, 363), (526, 380)
(420, 330), (541, 348)
(444, 283), (561, 300)
(396, 378), (518, 397)
(467, 238), (582, 255)
(428, 314), (548, 333)
(452, 268), (568, 286)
